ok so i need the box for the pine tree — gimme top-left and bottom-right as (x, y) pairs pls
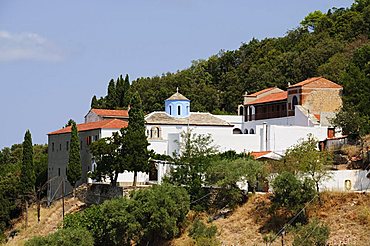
(106, 79), (117, 109)
(91, 95), (98, 108)
(21, 130), (35, 195)
(123, 74), (131, 107)
(122, 92), (149, 186)
(67, 121), (82, 194)
(116, 75), (125, 108)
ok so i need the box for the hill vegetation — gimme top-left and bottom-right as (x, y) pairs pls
(93, 0), (370, 135)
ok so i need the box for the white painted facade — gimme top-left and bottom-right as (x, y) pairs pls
(319, 170), (370, 192)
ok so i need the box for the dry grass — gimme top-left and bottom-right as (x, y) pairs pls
(341, 145), (361, 157)
(170, 192), (370, 246)
(3, 197), (84, 246)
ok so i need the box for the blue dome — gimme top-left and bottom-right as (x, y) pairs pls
(165, 91), (190, 118)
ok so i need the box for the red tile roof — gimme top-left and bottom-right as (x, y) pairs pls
(248, 87), (276, 97)
(314, 114), (321, 121)
(250, 151), (271, 159)
(48, 119), (128, 135)
(91, 109), (129, 117)
(246, 91), (287, 105)
(289, 77), (342, 89)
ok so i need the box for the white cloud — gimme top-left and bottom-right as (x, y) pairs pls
(0, 30), (64, 62)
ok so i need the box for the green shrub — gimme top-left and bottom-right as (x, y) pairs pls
(292, 219), (330, 246)
(64, 183), (190, 245)
(271, 172), (317, 214)
(188, 219), (219, 246)
(25, 227), (94, 246)
(131, 183), (190, 244)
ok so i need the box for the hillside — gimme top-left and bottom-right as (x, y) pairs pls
(170, 192), (370, 246)
(127, 1), (370, 115)
(3, 197), (84, 246)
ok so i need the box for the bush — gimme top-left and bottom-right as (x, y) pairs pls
(25, 227), (94, 246)
(131, 183), (190, 244)
(64, 198), (140, 246)
(271, 172), (317, 214)
(292, 219), (330, 246)
(64, 183), (190, 245)
(188, 219), (219, 246)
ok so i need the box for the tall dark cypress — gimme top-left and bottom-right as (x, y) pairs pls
(116, 75), (125, 107)
(122, 92), (149, 186)
(123, 74), (131, 107)
(67, 121), (82, 191)
(106, 79), (117, 109)
(21, 130), (35, 195)
(91, 95), (98, 108)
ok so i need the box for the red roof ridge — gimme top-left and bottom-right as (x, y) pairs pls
(246, 91), (287, 105)
(250, 151), (272, 159)
(90, 108), (129, 117)
(48, 119), (128, 135)
(289, 77), (342, 89)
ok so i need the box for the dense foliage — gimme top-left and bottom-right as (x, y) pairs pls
(271, 172), (317, 214)
(63, 183), (190, 246)
(25, 227), (94, 246)
(0, 143), (48, 242)
(292, 219), (330, 246)
(121, 92), (150, 186)
(21, 130), (35, 196)
(90, 93), (149, 186)
(67, 121), (82, 189)
(124, 1), (370, 117)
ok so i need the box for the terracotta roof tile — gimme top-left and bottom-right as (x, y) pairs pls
(250, 151), (271, 159)
(91, 109), (129, 117)
(289, 77), (342, 89)
(48, 119), (128, 135)
(246, 91), (287, 105)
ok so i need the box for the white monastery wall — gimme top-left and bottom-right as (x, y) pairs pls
(267, 125), (328, 154)
(319, 170), (370, 192)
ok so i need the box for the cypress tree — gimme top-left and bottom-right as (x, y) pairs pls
(123, 74), (131, 107)
(67, 121), (82, 194)
(21, 130), (35, 195)
(91, 95), (98, 108)
(116, 75), (125, 107)
(106, 79), (117, 109)
(122, 92), (149, 186)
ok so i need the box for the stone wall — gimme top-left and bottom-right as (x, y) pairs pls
(301, 88), (342, 114)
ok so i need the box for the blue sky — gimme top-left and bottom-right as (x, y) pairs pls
(0, 0), (353, 148)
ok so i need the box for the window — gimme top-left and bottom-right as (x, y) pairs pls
(244, 129), (248, 134)
(87, 136), (92, 145)
(187, 106), (189, 113)
(94, 135), (98, 141)
(80, 141), (83, 150)
(178, 105), (181, 115)
(59, 143), (62, 151)
(250, 128), (255, 134)
(66, 141), (69, 151)
(169, 105), (172, 115)
(52, 142), (54, 152)
(292, 96), (298, 108)
(58, 168), (60, 176)
(233, 128), (242, 134)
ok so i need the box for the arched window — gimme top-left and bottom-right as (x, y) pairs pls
(169, 105), (172, 115)
(244, 129), (248, 134)
(250, 128), (255, 134)
(150, 126), (161, 139)
(178, 105), (181, 115)
(239, 106), (244, 116)
(233, 128), (242, 134)
(292, 96), (298, 108)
